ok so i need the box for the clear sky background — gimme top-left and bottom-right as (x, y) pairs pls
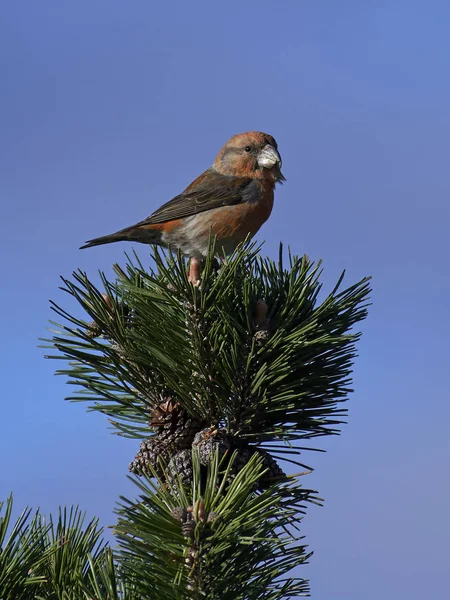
(1, 1), (449, 598)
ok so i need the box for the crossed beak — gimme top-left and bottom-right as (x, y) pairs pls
(257, 144), (286, 182)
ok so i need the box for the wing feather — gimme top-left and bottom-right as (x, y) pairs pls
(134, 169), (254, 226)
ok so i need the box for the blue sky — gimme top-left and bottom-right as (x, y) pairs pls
(1, 1), (449, 598)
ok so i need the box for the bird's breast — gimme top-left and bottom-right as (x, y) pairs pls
(163, 181), (274, 257)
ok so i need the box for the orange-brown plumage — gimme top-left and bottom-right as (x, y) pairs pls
(81, 131), (284, 257)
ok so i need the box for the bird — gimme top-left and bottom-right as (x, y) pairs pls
(81, 131), (285, 282)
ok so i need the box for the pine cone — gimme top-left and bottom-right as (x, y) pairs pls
(130, 401), (205, 478)
(193, 428), (233, 465)
(167, 449), (194, 487)
(150, 398), (179, 426)
(150, 400), (204, 452)
(192, 428), (285, 490)
(129, 437), (171, 475)
(256, 448), (286, 487)
(170, 507), (188, 522)
(229, 445), (285, 487)
(181, 514), (195, 538)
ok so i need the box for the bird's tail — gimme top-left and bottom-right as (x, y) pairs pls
(80, 224), (162, 249)
(80, 232), (130, 249)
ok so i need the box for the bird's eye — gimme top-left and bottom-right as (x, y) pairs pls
(245, 146), (252, 152)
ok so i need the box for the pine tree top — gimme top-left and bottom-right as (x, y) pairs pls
(36, 241), (371, 598)
(45, 241), (370, 458)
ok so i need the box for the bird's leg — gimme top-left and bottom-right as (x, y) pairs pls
(188, 257), (201, 287)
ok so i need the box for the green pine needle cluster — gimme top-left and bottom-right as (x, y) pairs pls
(45, 242), (370, 454)
(116, 450), (315, 600)
(0, 495), (109, 600)
(1, 450), (314, 599)
(0, 241), (371, 599)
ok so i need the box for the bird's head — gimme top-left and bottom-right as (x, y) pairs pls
(213, 131), (285, 183)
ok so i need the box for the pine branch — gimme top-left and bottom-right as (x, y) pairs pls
(0, 496), (108, 600)
(32, 506), (107, 598)
(115, 450), (315, 599)
(39, 240), (371, 598)
(43, 242), (370, 449)
(0, 496), (49, 600)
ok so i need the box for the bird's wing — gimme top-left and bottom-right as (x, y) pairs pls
(135, 169), (254, 225)
(80, 170), (259, 249)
